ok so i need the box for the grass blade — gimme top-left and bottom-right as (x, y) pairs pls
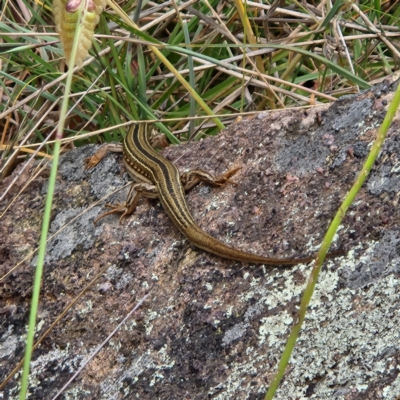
(19, 1), (90, 398)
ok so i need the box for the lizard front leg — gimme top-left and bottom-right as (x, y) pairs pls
(84, 143), (123, 168)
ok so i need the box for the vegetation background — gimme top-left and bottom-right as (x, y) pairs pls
(2, 0), (398, 164)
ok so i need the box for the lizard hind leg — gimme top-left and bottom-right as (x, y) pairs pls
(180, 166), (242, 191)
(94, 182), (159, 225)
(214, 166), (242, 185)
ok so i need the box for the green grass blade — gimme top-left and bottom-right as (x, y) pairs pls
(167, 44), (371, 90)
(320, 0), (345, 29)
(182, 20), (196, 136)
(105, 0), (225, 130)
(19, 2), (89, 398)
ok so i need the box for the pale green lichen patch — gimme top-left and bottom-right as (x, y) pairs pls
(99, 348), (176, 397)
(209, 241), (400, 399)
(258, 311), (293, 347)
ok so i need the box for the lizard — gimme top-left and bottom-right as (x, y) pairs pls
(86, 124), (339, 265)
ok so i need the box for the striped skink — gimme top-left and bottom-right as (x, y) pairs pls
(86, 124), (335, 265)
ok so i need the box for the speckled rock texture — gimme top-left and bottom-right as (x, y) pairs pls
(1, 80), (400, 399)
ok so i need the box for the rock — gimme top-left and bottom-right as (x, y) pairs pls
(1, 80), (400, 399)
